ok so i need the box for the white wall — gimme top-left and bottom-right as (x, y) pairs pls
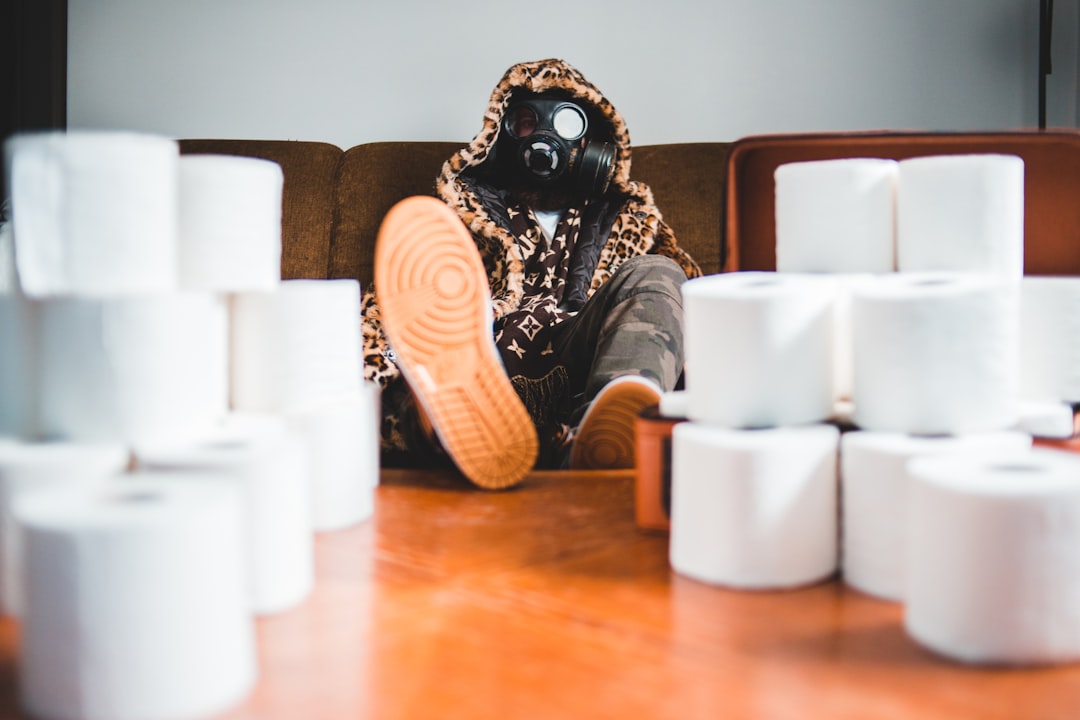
(68, 0), (1078, 150)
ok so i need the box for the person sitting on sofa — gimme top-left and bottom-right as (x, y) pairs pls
(361, 57), (701, 489)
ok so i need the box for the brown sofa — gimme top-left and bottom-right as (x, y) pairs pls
(179, 132), (1080, 477)
(181, 131), (1080, 289)
(177, 139), (732, 287)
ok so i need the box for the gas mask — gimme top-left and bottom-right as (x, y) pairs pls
(497, 95), (616, 196)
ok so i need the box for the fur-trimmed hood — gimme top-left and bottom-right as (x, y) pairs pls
(434, 58), (699, 319)
(440, 58), (635, 195)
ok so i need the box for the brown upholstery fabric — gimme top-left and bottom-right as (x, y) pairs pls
(725, 131), (1080, 274)
(633, 143), (731, 276)
(329, 141), (729, 287)
(328, 142), (464, 289)
(179, 132), (1080, 288)
(179, 139), (342, 280)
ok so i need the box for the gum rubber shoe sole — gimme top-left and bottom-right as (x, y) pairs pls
(374, 196), (538, 489)
(570, 376), (662, 470)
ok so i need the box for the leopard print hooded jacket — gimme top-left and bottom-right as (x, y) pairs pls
(362, 58), (700, 455)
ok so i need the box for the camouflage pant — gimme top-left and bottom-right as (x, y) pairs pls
(547, 254), (686, 424)
(381, 254), (687, 468)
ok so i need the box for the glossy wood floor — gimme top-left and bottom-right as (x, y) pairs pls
(3, 467), (1080, 719)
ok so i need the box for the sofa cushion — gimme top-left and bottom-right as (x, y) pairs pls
(632, 143), (731, 277)
(179, 139), (342, 280)
(329, 142), (464, 289)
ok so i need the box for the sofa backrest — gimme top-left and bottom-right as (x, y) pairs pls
(632, 143), (731, 277)
(327, 142), (462, 288)
(181, 132), (1080, 287)
(324, 141), (732, 287)
(179, 139), (730, 287)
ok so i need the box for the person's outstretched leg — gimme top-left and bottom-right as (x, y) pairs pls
(374, 196), (538, 489)
(552, 254), (687, 469)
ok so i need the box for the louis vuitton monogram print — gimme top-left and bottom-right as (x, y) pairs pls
(494, 203), (581, 376)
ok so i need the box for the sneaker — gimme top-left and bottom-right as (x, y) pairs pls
(374, 196), (538, 489)
(569, 375), (662, 470)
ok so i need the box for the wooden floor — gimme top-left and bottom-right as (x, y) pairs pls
(4, 467), (1080, 719)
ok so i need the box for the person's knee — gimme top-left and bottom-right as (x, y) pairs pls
(612, 255), (687, 301)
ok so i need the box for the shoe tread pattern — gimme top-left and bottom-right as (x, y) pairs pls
(375, 197), (537, 489)
(571, 382), (661, 470)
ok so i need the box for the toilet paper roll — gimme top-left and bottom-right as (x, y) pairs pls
(840, 430), (1033, 602)
(0, 441), (130, 616)
(1013, 401), (1077, 439)
(232, 279), (363, 413)
(135, 412), (313, 615)
(5, 131), (179, 297)
(179, 154), (283, 291)
(1019, 276), (1080, 403)
(669, 422), (839, 589)
(775, 158), (898, 273)
(682, 272), (835, 428)
(851, 272), (1019, 434)
(0, 292), (37, 438)
(905, 448), (1080, 665)
(287, 383), (380, 532)
(37, 293), (229, 445)
(16, 476), (257, 720)
(897, 154), (1024, 278)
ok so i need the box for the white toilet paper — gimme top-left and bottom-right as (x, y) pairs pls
(1013, 401), (1077, 439)
(840, 430), (1033, 602)
(135, 412), (313, 615)
(0, 292), (37, 438)
(0, 441), (130, 616)
(1019, 276), (1080, 403)
(669, 422), (839, 589)
(851, 272), (1019, 434)
(897, 154), (1024, 278)
(16, 475), (257, 720)
(5, 130), (180, 297)
(179, 154), (283, 291)
(905, 448), (1080, 665)
(287, 383), (380, 532)
(682, 272), (835, 428)
(232, 279), (363, 414)
(37, 293), (229, 445)
(775, 158), (898, 273)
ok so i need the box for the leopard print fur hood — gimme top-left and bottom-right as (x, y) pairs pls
(362, 58), (700, 390)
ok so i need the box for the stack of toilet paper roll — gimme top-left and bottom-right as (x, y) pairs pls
(0, 129), (381, 719)
(774, 152), (1073, 433)
(672, 150), (1080, 666)
(671, 271), (841, 590)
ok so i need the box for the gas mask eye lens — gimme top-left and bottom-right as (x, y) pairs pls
(507, 106), (538, 138)
(553, 105), (587, 140)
